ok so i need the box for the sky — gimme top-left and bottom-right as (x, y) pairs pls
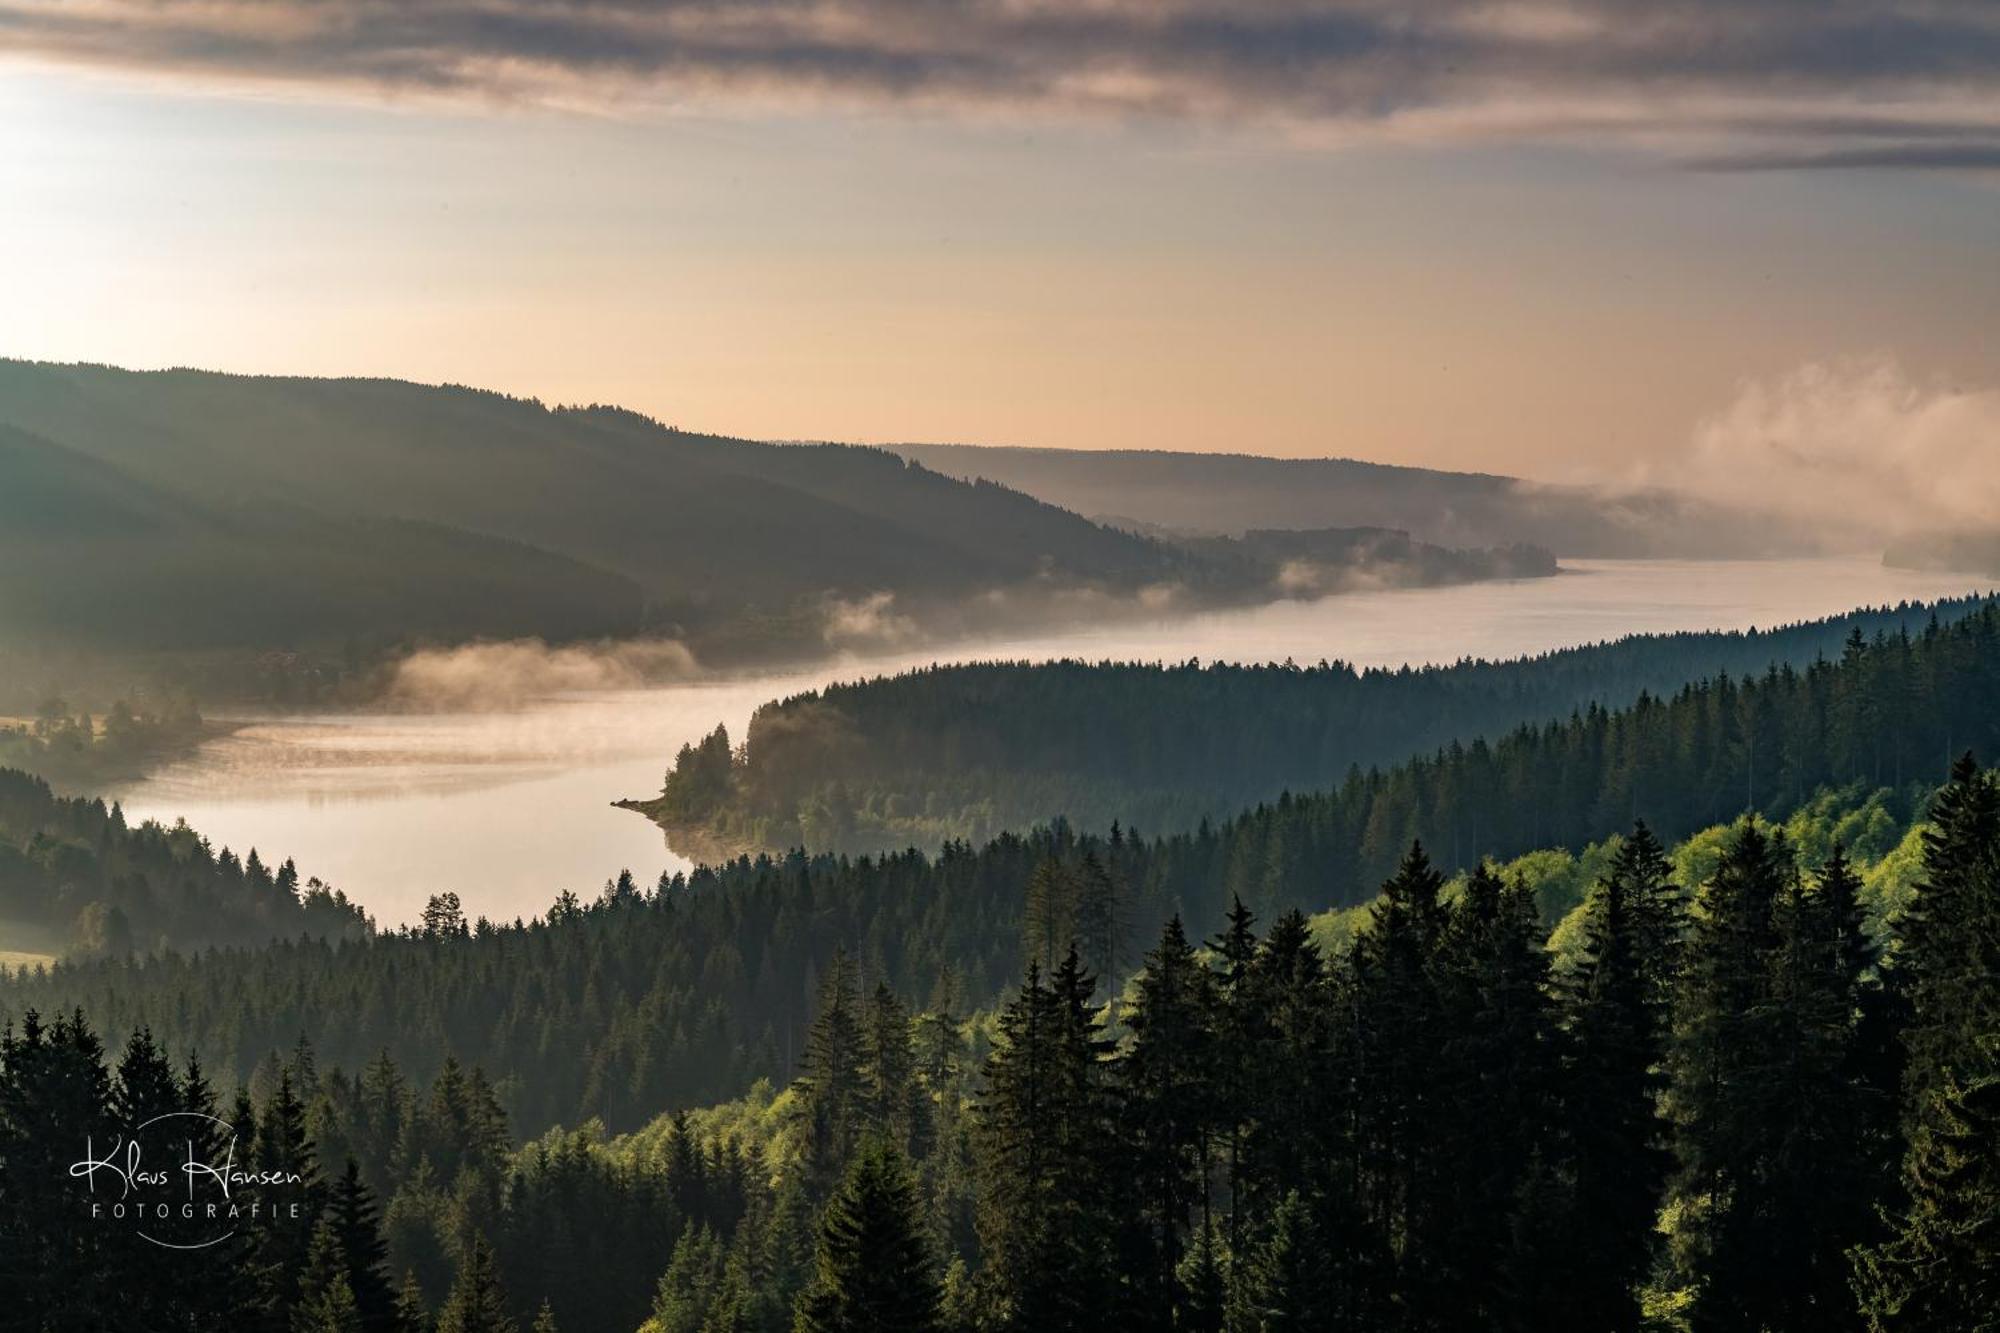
(1, 1), (1997, 480)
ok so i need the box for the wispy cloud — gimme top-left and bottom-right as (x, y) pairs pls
(3, 1), (1999, 167)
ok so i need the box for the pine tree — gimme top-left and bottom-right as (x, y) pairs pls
(861, 982), (922, 1155)
(1555, 869), (1667, 1332)
(1021, 860), (1076, 977)
(794, 1142), (942, 1333)
(975, 950), (1117, 1330)
(328, 1158), (401, 1333)
(1347, 842), (1450, 1321)
(1894, 755), (2000, 1121)
(435, 1234), (515, 1333)
(1430, 866), (1560, 1327)
(1851, 1055), (2000, 1330)
(798, 955), (865, 1200)
(395, 1269), (432, 1333)
(294, 1219), (364, 1333)
(1120, 914), (1219, 1322)
(1225, 1192), (1338, 1332)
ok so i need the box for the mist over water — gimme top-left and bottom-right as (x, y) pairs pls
(110, 558), (1992, 928)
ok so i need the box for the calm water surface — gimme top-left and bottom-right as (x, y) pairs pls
(109, 558), (1992, 926)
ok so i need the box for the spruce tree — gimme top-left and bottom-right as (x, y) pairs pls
(1120, 914), (1219, 1321)
(328, 1158), (401, 1333)
(794, 1142), (942, 1333)
(294, 1219), (364, 1333)
(1851, 1054), (2000, 1330)
(798, 955), (865, 1200)
(1556, 870), (1667, 1332)
(1348, 842), (1450, 1321)
(435, 1234), (515, 1333)
(975, 950), (1116, 1330)
(1430, 866), (1560, 1327)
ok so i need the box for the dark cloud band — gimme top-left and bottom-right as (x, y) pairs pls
(3, 0), (1998, 167)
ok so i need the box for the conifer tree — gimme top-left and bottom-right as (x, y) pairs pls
(1121, 914), (1219, 1320)
(328, 1158), (401, 1333)
(1556, 869), (1667, 1332)
(798, 955), (865, 1200)
(1851, 1055), (2000, 1330)
(976, 950), (1116, 1330)
(861, 982), (921, 1155)
(1021, 860), (1076, 977)
(294, 1219), (365, 1333)
(1348, 842), (1450, 1319)
(435, 1234), (515, 1333)
(395, 1270), (431, 1333)
(1894, 755), (2000, 1119)
(794, 1142), (941, 1333)
(1430, 866), (1560, 1326)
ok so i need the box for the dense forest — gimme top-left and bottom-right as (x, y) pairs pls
(0, 423), (647, 657)
(0, 766), (370, 960)
(9, 603), (2000, 1142)
(640, 595), (1995, 854)
(6, 758), (1994, 1331)
(896, 442), (1817, 557)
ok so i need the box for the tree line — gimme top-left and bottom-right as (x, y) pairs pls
(5, 757), (1993, 1330)
(7, 605), (2000, 1135)
(646, 596), (1994, 854)
(0, 767), (369, 960)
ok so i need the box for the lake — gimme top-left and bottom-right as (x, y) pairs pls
(108, 558), (1992, 927)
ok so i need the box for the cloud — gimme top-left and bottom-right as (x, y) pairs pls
(820, 591), (919, 648)
(1662, 358), (2000, 544)
(386, 637), (700, 709)
(3, 1), (2000, 166)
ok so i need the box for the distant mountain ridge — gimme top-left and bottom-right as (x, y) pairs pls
(0, 361), (1227, 664)
(0, 360), (1569, 675)
(893, 443), (1809, 558)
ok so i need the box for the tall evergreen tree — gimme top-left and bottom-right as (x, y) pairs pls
(975, 950), (1116, 1331)
(797, 956), (865, 1200)
(794, 1143), (942, 1333)
(1120, 914), (1219, 1321)
(1851, 1054), (2000, 1330)
(328, 1158), (401, 1333)
(435, 1234), (515, 1333)
(294, 1219), (365, 1333)
(1555, 867), (1668, 1332)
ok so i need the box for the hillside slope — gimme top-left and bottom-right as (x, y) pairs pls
(0, 424), (643, 651)
(0, 362), (1210, 637)
(895, 443), (1807, 557)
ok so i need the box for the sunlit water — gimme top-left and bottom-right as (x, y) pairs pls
(107, 559), (1993, 927)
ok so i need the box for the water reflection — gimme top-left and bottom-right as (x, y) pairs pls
(109, 558), (1992, 927)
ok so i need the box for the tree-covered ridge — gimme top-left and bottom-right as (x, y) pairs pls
(0, 767), (370, 960)
(895, 440), (1810, 557)
(642, 594), (1995, 854)
(0, 362), (1565, 689)
(0, 694), (206, 791)
(7, 606), (2000, 1139)
(7, 759), (1994, 1331)
(0, 422), (648, 657)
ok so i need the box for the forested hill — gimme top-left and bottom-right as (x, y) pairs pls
(8, 602), (1998, 1136)
(896, 442), (1809, 556)
(0, 361), (1561, 673)
(0, 766), (370, 959)
(639, 594), (1996, 854)
(0, 423), (645, 652)
(0, 361), (1205, 663)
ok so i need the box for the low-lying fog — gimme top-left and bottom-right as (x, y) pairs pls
(109, 558), (1994, 928)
